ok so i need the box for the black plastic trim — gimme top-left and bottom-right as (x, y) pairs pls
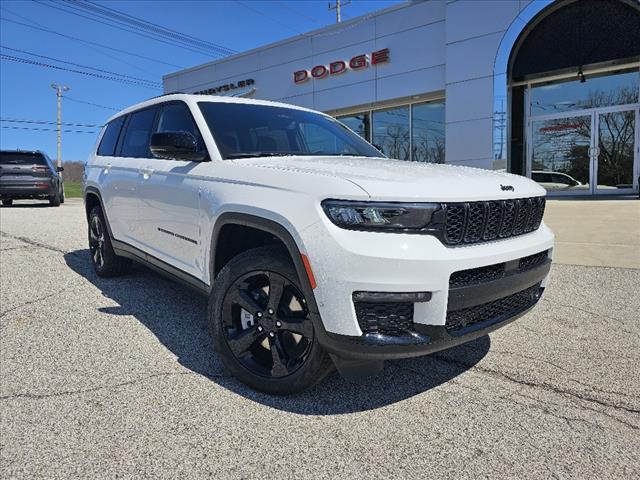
(319, 292), (542, 361)
(352, 291), (432, 303)
(447, 260), (550, 311)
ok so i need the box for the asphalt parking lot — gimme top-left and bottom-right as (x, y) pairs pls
(1, 199), (639, 479)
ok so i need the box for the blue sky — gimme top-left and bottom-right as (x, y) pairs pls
(0, 0), (400, 161)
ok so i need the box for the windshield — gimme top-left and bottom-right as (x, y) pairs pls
(0, 152), (47, 165)
(198, 102), (383, 160)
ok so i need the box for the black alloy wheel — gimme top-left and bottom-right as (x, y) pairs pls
(209, 245), (332, 394)
(87, 206), (131, 277)
(89, 213), (106, 270)
(222, 270), (315, 378)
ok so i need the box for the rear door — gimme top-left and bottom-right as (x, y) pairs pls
(98, 107), (159, 248)
(135, 101), (205, 278)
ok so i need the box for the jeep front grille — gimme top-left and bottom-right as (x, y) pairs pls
(442, 197), (545, 246)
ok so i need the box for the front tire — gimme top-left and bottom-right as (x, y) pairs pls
(88, 205), (131, 277)
(209, 246), (332, 395)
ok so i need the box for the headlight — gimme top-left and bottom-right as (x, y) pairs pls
(321, 199), (441, 232)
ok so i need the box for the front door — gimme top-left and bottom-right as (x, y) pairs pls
(135, 101), (206, 279)
(529, 107), (639, 195)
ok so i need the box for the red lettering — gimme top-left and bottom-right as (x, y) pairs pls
(329, 60), (346, 75)
(294, 70), (309, 83)
(311, 65), (328, 78)
(371, 48), (390, 65)
(349, 54), (368, 70)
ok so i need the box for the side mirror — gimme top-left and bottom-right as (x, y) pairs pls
(150, 131), (208, 161)
(56, 166), (64, 172)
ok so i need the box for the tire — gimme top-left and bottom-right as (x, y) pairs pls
(209, 245), (333, 395)
(2, 199), (13, 206)
(49, 191), (61, 207)
(60, 185), (65, 204)
(88, 205), (132, 277)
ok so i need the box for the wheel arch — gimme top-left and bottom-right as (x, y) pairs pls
(210, 212), (320, 315)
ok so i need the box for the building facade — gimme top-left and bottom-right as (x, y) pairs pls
(164, 0), (640, 196)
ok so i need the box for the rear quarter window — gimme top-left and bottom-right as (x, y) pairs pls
(97, 116), (125, 157)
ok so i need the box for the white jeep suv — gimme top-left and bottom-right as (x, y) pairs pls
(84, 94), (554, 394)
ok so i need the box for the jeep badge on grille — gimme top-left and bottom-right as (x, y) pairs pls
(501, 184), (515, 192)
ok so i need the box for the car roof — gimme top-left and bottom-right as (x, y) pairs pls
(105, 93), (323, 124)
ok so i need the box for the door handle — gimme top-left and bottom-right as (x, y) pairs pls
(139, 167), (154, 179)
(103, 163), (112, 174)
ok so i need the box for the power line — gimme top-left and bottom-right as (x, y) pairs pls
(236, 1), (303, 35)
(33, 0), (233, 58)
(64, 96), (121, 111)
(65, 0), (236, 56)
(1, 118), (103, 128)
(274, 1), (323, 25)
(0, 14), (185, 70)
(0, 45), (161, 86)
(1, 125), (98, 134)
(0, 54), (161, 90)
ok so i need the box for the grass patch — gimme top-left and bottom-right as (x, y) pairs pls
(64, 181), (83, 198)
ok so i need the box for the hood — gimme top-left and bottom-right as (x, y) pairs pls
(238, 156), (546, 202)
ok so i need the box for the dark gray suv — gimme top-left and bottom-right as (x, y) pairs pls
(0, 150), (64, 206)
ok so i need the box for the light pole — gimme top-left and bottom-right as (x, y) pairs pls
(51, 83), (70, 169)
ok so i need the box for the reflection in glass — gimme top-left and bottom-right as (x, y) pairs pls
(372, 106), (410, 160)
(412, 101), (445, 163)
(531, 116), (591, 192)
(530, 70), (639, 116)
(337, 113), (370, 141)
(597, 110), (635, 190)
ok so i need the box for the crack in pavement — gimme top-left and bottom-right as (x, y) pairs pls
(0, 232), (78, 256)
(490, 349), (639, 401)
(543, 298), (636, 330)
(0, 284), (79, 319)
(428, 353), (640, 423)
(0, 371), (231, 401)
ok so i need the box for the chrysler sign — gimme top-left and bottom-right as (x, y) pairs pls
(195, 79), (255, 95)
(294, 48), (389, 84)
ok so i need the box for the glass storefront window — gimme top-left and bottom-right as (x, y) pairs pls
(372, 106), (410, 160)
(412, 101), (445, 163)
(338, 113), (370, 141)
(530, 69), (639, 116)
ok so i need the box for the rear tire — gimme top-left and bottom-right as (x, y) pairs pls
(49, 192), (61, 207)
(88, 205), (131, 277)
(209, 245), (332, 395)
(2, 199), (13, 206)
(60, 185), (65, 204)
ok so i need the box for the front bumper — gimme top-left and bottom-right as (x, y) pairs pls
(301, 216), (554, 359)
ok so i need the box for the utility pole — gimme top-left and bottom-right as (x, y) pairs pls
(51, 83), (70, 169)
(328, 0), (350, 23)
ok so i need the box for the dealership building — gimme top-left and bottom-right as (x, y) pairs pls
(163, 0), (640, 196)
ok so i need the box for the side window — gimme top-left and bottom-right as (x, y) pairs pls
(120, 108), (158, 158)
(157, 103), (198, 136)
(97, 116), (125, 156)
